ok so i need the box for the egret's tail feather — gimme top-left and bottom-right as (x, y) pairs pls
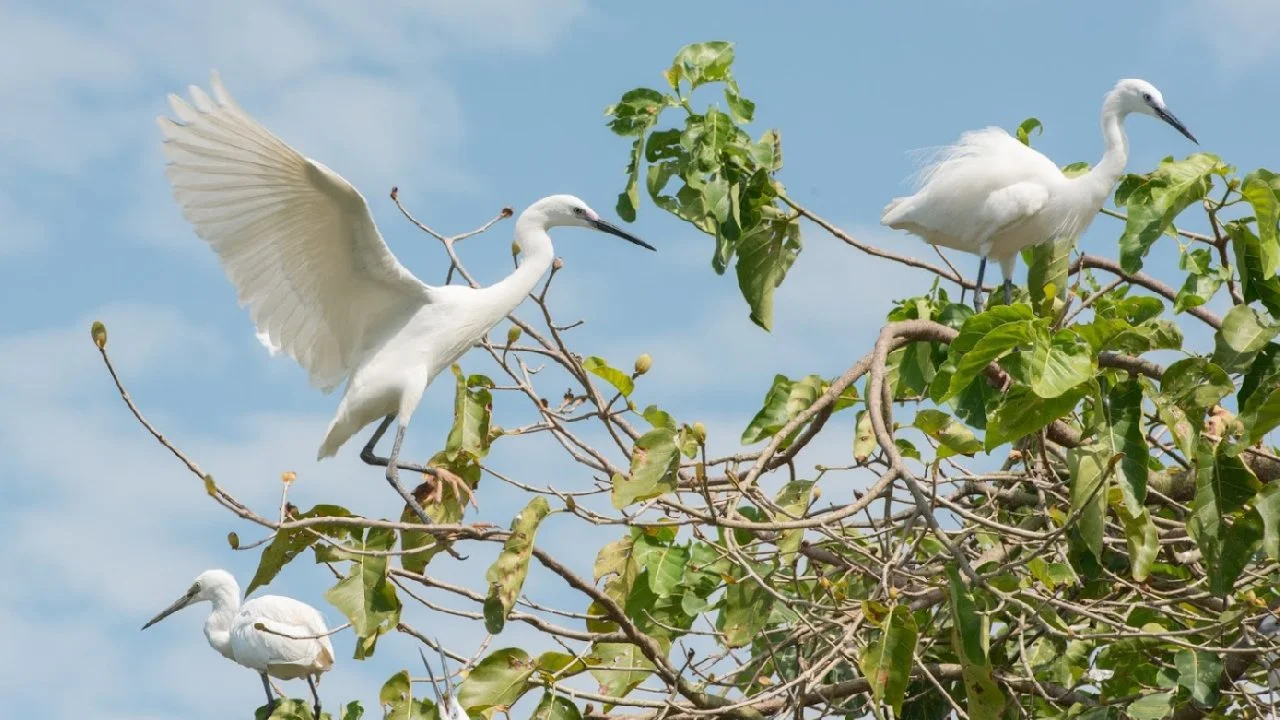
(317, 416), (358, 460)
(881, 197), (910, 227)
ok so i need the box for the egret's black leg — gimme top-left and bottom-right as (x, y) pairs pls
(307, 676), (322, 719)
(260, 673), (276, 714)
(1002, 279), (1013, 306)
(383, 425), (433, 526)
(973, 257), (989, 312)
(360, 415), (431, 474)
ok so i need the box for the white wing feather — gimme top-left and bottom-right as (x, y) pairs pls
(159, 72), (435, 392)
(230, 595), (334, 675)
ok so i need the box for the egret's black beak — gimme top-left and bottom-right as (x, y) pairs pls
(591, 218), (656, 251)
(142, 586), (198, 630)
(1154, 106), (1198, 145)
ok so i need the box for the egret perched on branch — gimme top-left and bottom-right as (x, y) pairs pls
(421, 640), (468, 720)
(142, 569), (335, 717)
(158, 74), (655, 515)
(881, 78), (1197, 311)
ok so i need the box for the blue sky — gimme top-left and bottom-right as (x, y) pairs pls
(2, 1), (1278, 717)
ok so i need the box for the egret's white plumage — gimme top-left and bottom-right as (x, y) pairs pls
(882, 78), (1198, 310)
(142, 569), (334, 715)
(158, 73), (654, 511)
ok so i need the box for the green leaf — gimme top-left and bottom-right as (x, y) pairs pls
(458, 648), (534, 711)
(1099, 379), (1149, 512)
(913, 409), (982, 458)
(1174, 649), (1223, 708)
(1024, 236), (1071, 314)
(612, 429), (680, 509)
(1015, 117), (1043, 146)
(1188, 437), (1264, 594)
(616, 138), (642, 223)
(582, 356), (636, 398)
(945, 305), (1038, 401)
(735, 219), (801, 331)
(379, 670), (432, 720)
(946, 566), (1006, 720)
(853, 410), (876, 462)
(530, 694), (582, 720)
(1256, 483), (1280, 561)
(1229, 222), (1280, 315)
(1114, 500), (1159, 582)
(588, 642), (654, 698)
(741, 374), (824, 445)
(324, 528), (401, 659)
(1068, 442), (1112, 562)
(483, 496), (551, 634)
(604, 88), (667, 137)
(717, 573), (774, 648)
(445, 369), (494, 461)
(1162, 358), (1232, 423)
(1242, 168), (1280, 277)
(632, 534), (690, 597)
(772, 481), (814, 561)
(247, 505), (353, 596)
(1027, 328), (1096, 399)
(670, 41), (735, 90)
(1126, 692), (1174, 720)
(724, 80), (755, 123)
(858, 604), (918, 715)
(1213, 304), (1279, 373)
(1118, 153), (1226, 273)
(985, 384), (1087, 450)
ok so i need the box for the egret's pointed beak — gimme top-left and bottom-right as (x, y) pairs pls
(436, 640), (455, 698)
(1154, 106), (1198, 145)
(590, 218), (656, 251)
(142, 586), (198, 630)
(420, 647), (443, 704)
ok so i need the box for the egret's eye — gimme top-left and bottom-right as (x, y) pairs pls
(1142, 92), (1152, 103)
(572, 207), (586, 216)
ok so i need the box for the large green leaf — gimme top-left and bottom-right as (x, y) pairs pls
(445, 369), (494, 461)
(985, 384), (1087, 450)
(483, 496), (551, 634)
(740, 373), (825, 444)
(1255, 483), (1280, 561)
(1118, 153), (1226, 273)
(1212, 304), (1279, 374)
(1113, 498), (1159, 582)
(1242, 168), (1280, 277)
(717, 573), (774, 648)
(588, 642), (655, 698)
(246, 505), (354, 596)
(631, 533), (690, 597)
(1188, 438), (1264, 594)
(1229, 222), (1280, 316)
(1174, 649), (1223, 708)
(735, 219), (801, 331)
(1027, 328), (1096, 399)
(858, 604), (918, 715)
(1068, 442), (1112, 562)
(583, 356), (635, 398)
(457, 648), (534, 711)
(772, 481), (814, 560)
(604, 88), (667, 137)
(379, 670), (433, 720)
(1098, 379), (1149, 513)
(324, 528), (401, 659)
(913, 409), (982, 458)
(668, 41), (735, 90)
(946, 566), (1005, 720)
(1024, 236), (1071, 315)
(530, 694), (582, 720)
(612, 428), (680, 508)
(945, 306), (1038, 401)
(1161, 358), (1232, 424)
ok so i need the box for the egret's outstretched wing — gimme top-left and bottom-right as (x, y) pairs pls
(159, 72), (434, 392)
(231, 596), (335, 674)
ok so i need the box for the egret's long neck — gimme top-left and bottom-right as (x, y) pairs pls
(485, 215), (555, 312)
(1079, 95), (1130, 202)
(203, 586), (240, 661)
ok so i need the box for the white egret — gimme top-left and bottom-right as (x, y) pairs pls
(881, 78), (1197, 311)
(420, 641), (468, 720)
(142, 569), (335, 717)
(158, 74), (655, 517)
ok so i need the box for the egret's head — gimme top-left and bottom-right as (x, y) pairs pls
(1112, 79), (1198, 144)
(422, 641), (470, 720)
(529, 194), (656, 251)
(141, 569), (239, 630)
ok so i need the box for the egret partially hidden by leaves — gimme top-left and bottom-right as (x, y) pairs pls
(142, 569), (335, 717)
(881, 78), (1198, 311)
(158, 74), (655, 516)
(420, 641), (468, 720)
